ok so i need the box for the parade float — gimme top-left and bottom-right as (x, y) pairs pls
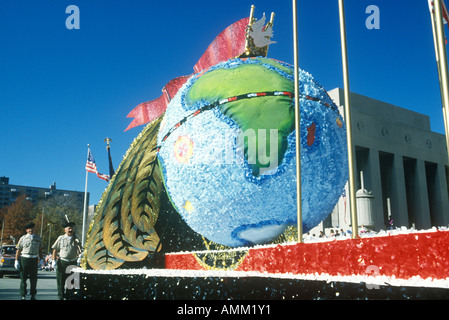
(74, 6), (449, 300)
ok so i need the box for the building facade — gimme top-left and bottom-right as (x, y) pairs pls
(0, 176), (88, 211)
(327, 88), (449, 231)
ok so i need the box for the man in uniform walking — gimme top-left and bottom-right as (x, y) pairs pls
(51, 221), (81, 300)
(15, 222), (43, 300)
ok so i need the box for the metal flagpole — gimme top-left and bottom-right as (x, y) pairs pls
(338, 0), (358, 239)
(434, 0), (449, 164)
(430, 4), (449, 140)
(1, 219), (4, 247)
(292, 0), (303, 243)
(81, 144), (90, 248)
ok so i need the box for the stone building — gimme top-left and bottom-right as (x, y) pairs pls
(327, 88), (449, 232)
(0, 176), (88, 212)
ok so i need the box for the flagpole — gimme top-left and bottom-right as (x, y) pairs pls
(81, 144), (90, 248)
(292, 0), (303, 243)
(338, 0), (358, 239)
(434, 0), (449, 165)
(429, 4), (449, 135)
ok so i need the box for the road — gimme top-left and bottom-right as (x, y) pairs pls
(0, 270), (59, 300)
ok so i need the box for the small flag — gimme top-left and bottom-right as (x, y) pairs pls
(429, 0), (449, 24)
(105, 138), (115, 178)
(107, 147), (115, 178)
(86, 148), (109, 182)
(429, 0), (449, 44)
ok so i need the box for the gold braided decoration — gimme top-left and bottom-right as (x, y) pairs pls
(193, 237), (249, 271)
(193, 226), (298, 271)
(83, 116), (163, 270)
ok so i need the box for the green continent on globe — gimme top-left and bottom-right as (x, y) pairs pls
(185, 58), (295, 176)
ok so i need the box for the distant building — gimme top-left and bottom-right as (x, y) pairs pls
(87, 204), (97, 228)
(0, 176), (88, 211)
(324, 88), (449, 232)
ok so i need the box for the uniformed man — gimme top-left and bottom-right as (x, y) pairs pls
(51, 221), (81, 300)
(15, 222), (43, 300)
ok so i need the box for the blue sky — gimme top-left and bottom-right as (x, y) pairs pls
(0, 0), (446, 205)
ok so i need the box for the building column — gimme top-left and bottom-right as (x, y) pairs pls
(368, 148), (385, 230)
(415, 160), (431, 229)
(391, 154), (409, 228)
(433, 164), (449, 226)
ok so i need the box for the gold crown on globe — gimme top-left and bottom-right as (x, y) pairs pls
(240, 5), (276, 58)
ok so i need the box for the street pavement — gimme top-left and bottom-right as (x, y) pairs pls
(0, 270), (59, 300)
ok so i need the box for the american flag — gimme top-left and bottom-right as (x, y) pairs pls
(429, 0), (449, 24)
(86, 148), (109, 182)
